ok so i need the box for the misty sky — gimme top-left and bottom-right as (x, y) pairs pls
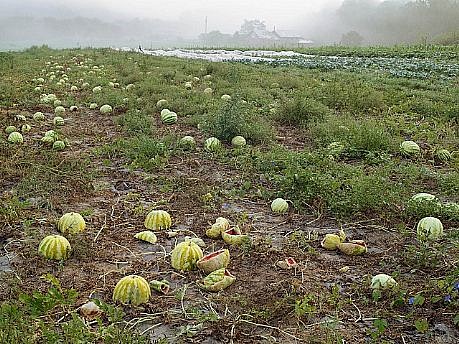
(95, 0), (342, 26)
(2, 0), (349, 34)
(1, 0), (455, 49)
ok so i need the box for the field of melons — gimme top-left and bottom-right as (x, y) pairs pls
(0, 46), (458, 343)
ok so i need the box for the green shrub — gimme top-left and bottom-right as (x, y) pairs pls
(279, 159), (402, 217)
(91, 88), (128, 108)
(312, 74), (385, 114)
(405, 197), (442, 219)
(311, 115), (395, 157)
(438, 171), (459, 197)
(393, 92), (459, 122)
(239, 148), (444, 219)
(202, 99), (273, 143)
(276, 96), (332, 126)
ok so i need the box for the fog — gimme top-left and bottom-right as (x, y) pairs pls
(305, 0), (459, 45)
(1, 0), (458, 50)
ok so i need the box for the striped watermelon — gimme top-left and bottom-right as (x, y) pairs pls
(204, 137), (221, 152)
(417, 216), (443, 241)
(156, 99), (168, 109)
(53, 140), (66, 151)
(53, 116), (64, 126)
(435, 149), (451, 163)
(58, 212), (86, 234)
(410, 193), (437, 202)
(171, 240), (203, 271)
(144, 210), (171, 230)
(38, 235), (71, 260)
(161, 111), (177, 125)
(197, 249), (230, 274)
(33, 112), (45, 121)
(400, 140), (420, 157)
(5, 126), (17, 134)
(7, 132), (23, 143)
(54, 106), (65, 115)
(100, 104), (113, 114)
(21, 124), (31, 133)
(134, 230), (158, 244)
(271, 198), (289, 214)
(179, 135), (196, 149)
(197, 268), (236, 292)
(231, 136), (246, 147)
(113, 275), (151, 306)
(337, 240), (367, 255)
(205, 217), (230, 238)
(221, 227), (250, 246)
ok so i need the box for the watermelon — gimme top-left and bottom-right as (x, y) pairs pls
(161, 111), (177, 125)
(113, 275), (151, 306)
(38, 235), (71, 260)
(170, 240), (203, 271)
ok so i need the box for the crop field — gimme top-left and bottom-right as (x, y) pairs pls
(0, 46), (458, 343)
(141, 47), (459, 79)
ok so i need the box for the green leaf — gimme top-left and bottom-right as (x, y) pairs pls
(372, 289), (382, 301)
(413, 294), (425, 306)
(437, 279), (446, 289)
(41, 273), (62, 290)
(414, 318), (429, 333)
(373, 318), (388, 334)
(431, 295), (442, 303)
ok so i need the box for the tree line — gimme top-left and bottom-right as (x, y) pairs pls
(337, 0), (459, 45)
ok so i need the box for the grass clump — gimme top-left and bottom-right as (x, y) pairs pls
(311, 115), (396, 159)
(202, 99), (273, 144)
(98, 135), (173, 171)
(276, 96), (332, 126)
(279, 157), (401, 217)
(311, 73), (386, 115)
(116, 109), (153, 135)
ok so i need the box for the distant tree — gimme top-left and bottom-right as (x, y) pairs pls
(199, 30), (233, 45)
(340, 30), (364, 46)
(336, 0), (459, 44)
(435, 31), (459, 45)
(337, 0), (379, 27)
(238, 19), (267, 35)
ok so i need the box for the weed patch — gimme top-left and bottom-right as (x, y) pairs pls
(202, 99), (273, 143)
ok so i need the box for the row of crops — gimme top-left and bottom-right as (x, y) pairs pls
(139, 48), (459, 79)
